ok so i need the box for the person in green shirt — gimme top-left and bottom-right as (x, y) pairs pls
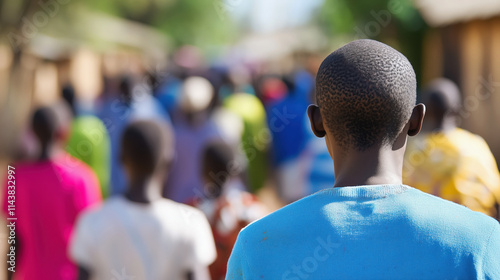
(63, 85), (111, 197)
(224, 93), (269, 193)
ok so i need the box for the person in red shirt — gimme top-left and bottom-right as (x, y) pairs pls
(192, 141), (267, 280)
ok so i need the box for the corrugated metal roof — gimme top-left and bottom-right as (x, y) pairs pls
(414, 0), (500, 26)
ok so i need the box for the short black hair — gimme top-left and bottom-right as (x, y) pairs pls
(32, 107), (58, 146)
(61, 84), (76, 116)
(316, 39), (417, 151)
(202, 141), (234, 195)
(422, 78), (461, 117)
(121, 120), (174, 177)
(119, 75), (133, 104)
(282, 74), (296, 95)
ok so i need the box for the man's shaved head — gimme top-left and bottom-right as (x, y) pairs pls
(316, 39), (417, 151)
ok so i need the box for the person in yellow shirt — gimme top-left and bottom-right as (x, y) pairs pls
(404, 78), (500, 218)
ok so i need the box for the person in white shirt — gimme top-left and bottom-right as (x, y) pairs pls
(70, 119), (216, 280)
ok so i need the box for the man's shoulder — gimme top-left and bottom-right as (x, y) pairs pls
(240, 187), (499, 244)
(399, 187), (500, 244)
(406, 187), (494, 220)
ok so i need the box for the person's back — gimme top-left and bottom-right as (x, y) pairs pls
(66, 115), (111, 197)
(2, 105), (101, 280)
(72, 196), (215, 279)
(4, 155), (101, 279)
(403, 79), (500, 218)
(226, 40), (500, 280)
(405, 128), (500, 217)
(164, 77), (221, 202)
(165, 116), (221, 202)
(194, 141), (267, 280)
(98, 76), (171, 196)
(224, 93), (269, 193)
(62, 84), (111, 197)
(71, 120), (216, 280)
(228, 185), (499, 279)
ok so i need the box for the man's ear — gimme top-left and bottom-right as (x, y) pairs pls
(307, 105), (326, 138)
(407, 103), (426, 136)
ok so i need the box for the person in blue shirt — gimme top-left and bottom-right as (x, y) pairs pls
(226, 39), (500, 280)
(98, 75), (171, 196)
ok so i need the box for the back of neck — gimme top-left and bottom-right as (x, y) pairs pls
(38, 144), (59, 161)
(124, 177), (163, 204)
(332, 146), (404, 188)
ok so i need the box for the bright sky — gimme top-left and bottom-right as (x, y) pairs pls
(228, 0), (325, 33)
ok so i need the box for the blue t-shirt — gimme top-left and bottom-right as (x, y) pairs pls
(98, 93), (171, 196)
(226, 185), (500, 280)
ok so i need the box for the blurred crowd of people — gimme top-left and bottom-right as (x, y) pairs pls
(2, 45), (500, 279)
(3, 46), (337, 280)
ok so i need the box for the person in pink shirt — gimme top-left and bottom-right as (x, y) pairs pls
(2, 103), (101, 280)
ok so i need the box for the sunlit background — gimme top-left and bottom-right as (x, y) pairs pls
(1, 0), (500, 278)
(2, 0), (500, 159)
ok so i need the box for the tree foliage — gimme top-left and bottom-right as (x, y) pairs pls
(317, 0), (428, 86)
(81, 0), (237, 47)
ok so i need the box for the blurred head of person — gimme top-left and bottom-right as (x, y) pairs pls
(308, 39), (425, 186)
(61, 84), (76, 116)
(120, 120), (174, 202)
(146, 69), (161, 93)
(173, 45), (204, 69)
(281, 74), (296, 97)
(179, 76), (214, 124)
(31, 102), (72, 160)
(229, 65), (252, 90)
(420, 78), (461, 133)
(119, 75), (133, 105)
(259, 76), (287, 106)
(202, 141), (235, 199)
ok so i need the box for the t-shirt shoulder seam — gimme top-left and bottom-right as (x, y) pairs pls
(315, 184), (411, 198)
